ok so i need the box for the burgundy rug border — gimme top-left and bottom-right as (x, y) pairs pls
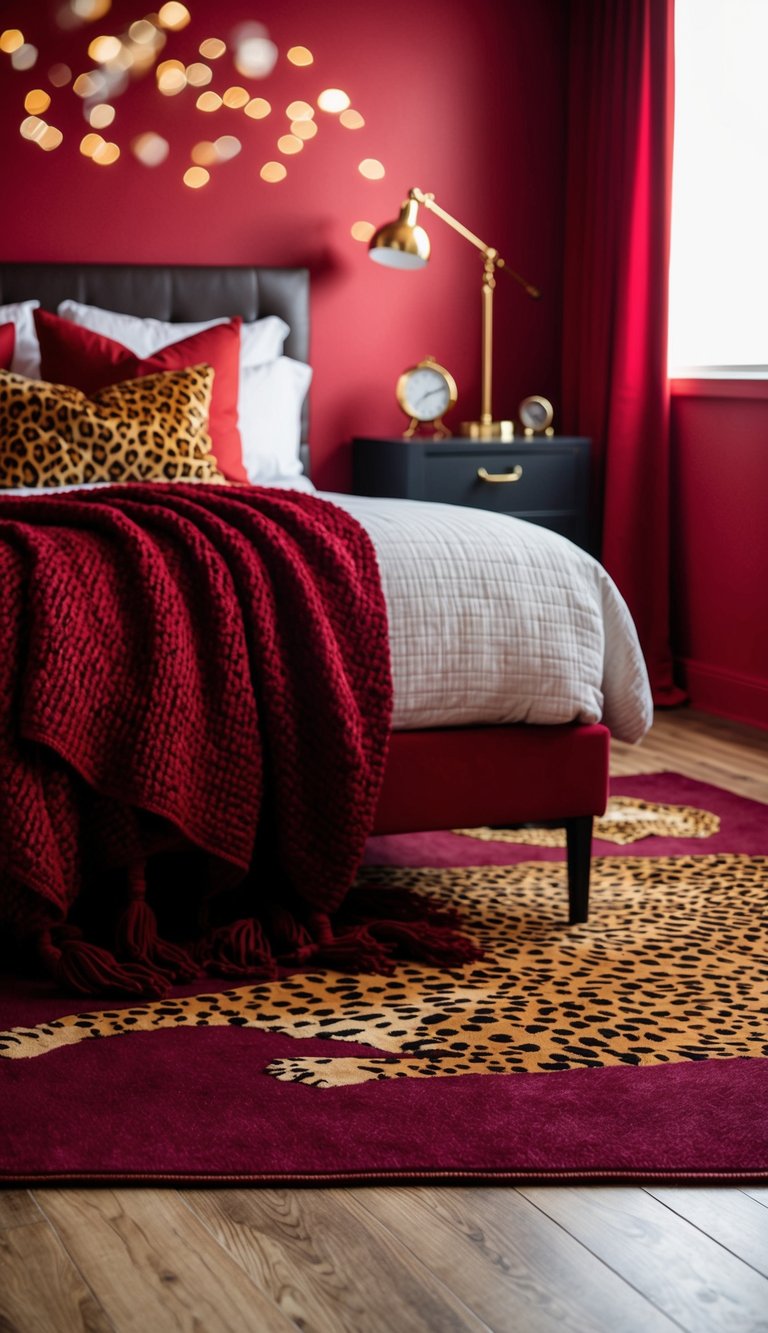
(4, 1168), (768, 1188)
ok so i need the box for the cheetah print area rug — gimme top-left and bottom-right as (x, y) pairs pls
(1, 854), (765, 1083)
(454, 794), (721, 846)
(2, 772), (767, 1184)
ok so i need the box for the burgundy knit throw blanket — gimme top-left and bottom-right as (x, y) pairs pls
(0, 484), (475, 997)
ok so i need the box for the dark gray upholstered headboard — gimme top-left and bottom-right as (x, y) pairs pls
(0, 262), (311, 449)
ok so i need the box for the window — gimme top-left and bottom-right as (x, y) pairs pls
(668, 0), (768, 376)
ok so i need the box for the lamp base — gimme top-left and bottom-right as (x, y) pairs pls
(460, 419), (515, 441)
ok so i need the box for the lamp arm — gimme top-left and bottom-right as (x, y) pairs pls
(409, 187), (540, 299)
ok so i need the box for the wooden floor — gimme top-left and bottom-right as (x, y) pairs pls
(2, 709), (767, 1332)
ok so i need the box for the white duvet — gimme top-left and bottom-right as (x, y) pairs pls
(320, 493), (653, 743)
(8, 481), (653, 743)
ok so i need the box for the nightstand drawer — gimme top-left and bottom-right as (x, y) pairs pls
(352, 435), (592, 551)
(425, 448), (578, 513)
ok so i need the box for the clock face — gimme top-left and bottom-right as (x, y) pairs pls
(398, 363), (456, 421)
(519, 395), (554, 431)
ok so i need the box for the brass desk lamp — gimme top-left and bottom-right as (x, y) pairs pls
(369, 186), (540, 440)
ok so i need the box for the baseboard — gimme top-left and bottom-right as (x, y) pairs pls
(677, 658), (768, 731)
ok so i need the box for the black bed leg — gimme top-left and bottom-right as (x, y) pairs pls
(564, 816), (593, 924)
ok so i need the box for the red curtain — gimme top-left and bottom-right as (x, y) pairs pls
(562, 0), (684, 705)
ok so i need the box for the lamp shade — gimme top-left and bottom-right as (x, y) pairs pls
(369, 198), (430, 269)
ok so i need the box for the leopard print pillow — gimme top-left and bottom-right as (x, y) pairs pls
(0, 364), (225, 488)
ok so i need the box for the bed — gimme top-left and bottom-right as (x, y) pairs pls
(0, 262), (652, 992)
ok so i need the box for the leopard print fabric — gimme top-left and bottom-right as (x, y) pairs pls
(0, 364), (225, 488)
(2, 854), (765, 1088)
(455, 796), (721, 847)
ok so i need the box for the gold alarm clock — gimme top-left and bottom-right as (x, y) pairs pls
(519, 395), (554, 436)
(396, 356), (458, 438)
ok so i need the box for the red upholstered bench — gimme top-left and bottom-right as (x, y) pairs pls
(374, 722), (611, 925)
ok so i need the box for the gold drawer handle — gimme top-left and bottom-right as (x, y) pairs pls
(477, 464), (523, 484)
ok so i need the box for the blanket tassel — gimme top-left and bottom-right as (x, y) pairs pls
(117, 866), (200, 985)
(196, 917), (278, 979)
(365, 919), (483, 966)
(38, 929), (167, 998)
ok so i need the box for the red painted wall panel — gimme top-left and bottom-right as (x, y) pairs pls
(0, 0), (569, 490)
(671, 391), (768, 729)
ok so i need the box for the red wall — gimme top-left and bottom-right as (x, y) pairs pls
(671, 387), (768, 730)
(0, 0), (570, 491)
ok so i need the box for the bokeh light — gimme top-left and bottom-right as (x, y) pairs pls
(244, 97), (271, 119)
(317, 88), (351, 113)
(11, 44), (38, 71)
(48, 62), (72, 86)
(88, 34), (121, 62)
(157, 3), (190, 31)
(70, 0), (112, 18)
(129, 19), (157, 44)
(24, 89), (51, 115)
(0, 29), (24, 54)
(73, 70), (106, 97)
(183, 165), (209, 188)
(290, 119), (317, 141)
(92, 140), (119, 164)
(39, 125), (64, 151)
(157, 59), (187, 95)
(20, 116), (47, 142)
(260, 161), (286, 182)
(351, 220), (375, 242)
(199, 38), (226, 60)
(340, 108), (365, 129)
(88, 102), (115, 128)
(286, 100), (314, 121)
(214, 135), (241, 160)
(196, 91), (222, 112)
(80, 131), (104, 156)
(191, 140), (217, 165)
(358, 159), (386, 179)
(287, 46), (313, 66)
(222, 86), (249, 108)
(131, 131), (169, 166)
(233, 24), (277, 79)
(277, 134), (303, 155)
(186, 63), (212, 87)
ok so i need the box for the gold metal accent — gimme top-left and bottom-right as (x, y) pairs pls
(463, 419), (514, 441)
(396, 356), (458, 437)
(477, 465), (523, 483)
(519, 394), (554, 435)
(369, 187), (540, 436)
(369, 197), (430, 268)
(403, 415), (451, 440)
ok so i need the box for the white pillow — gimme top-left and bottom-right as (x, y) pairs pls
(239, 357), (312, 483)
(57, 299), (289, 367)
(0, 300), (41, 377)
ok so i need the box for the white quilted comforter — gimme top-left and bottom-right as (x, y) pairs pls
(322, 493), (653, 743)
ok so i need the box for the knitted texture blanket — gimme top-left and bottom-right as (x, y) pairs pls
(0, 485), (473, 998)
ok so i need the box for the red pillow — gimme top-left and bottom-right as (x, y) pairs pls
(34, 308), (248, 482)
(0, 322), (14, 371)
